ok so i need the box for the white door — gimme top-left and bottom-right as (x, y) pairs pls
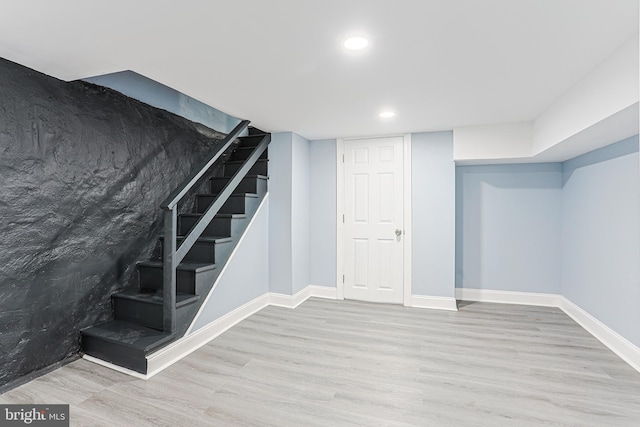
(343, 137), (404, 304)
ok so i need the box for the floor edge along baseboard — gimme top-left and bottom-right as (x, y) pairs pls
(84, 286), (640, 377)
(455, 287), (640, 374)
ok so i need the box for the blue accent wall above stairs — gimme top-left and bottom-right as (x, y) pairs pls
(82, 70), (243, 135)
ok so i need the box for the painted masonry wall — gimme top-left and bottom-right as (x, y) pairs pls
(0, 58), (226, 388)
(561, 136), (640, 348)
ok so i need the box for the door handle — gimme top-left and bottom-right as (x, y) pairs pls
(395, 229), (402, 236)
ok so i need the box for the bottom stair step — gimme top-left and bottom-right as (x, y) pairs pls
(81, 320), (174, 373)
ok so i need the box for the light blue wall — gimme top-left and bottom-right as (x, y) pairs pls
(190, 196), (269, 331)
(561, 136), (640, 347)
(412, 132), (456, 298)
(83, 71), (242, 134)
(309, 140), (337, 287)
(268, 132), (294, 294)
(291, 133), (311, 294)
(268, 132), (312, 295)
(455, 163), (563, 294)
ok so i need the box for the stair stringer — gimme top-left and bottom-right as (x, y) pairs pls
(144, 193), (270, 373)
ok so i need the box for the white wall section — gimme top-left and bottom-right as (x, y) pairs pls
(454, 122), (532, 162)
(533, 35), (639, 154)
(452, 34), (639, 164)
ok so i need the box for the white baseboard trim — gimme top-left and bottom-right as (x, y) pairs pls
(455, 288), (561, 307)
(145, 293), (271, 378)
(269, 287), (311, 308)
(410, 295), (458, 311)
(269, 285), (338, 308)
(308, 285), (338, 300)
(559, 297), (640, 373)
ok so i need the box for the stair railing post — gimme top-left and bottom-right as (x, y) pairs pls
(162, 208), (177, 333)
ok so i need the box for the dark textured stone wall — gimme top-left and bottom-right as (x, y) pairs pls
(0, 58), (225, 388)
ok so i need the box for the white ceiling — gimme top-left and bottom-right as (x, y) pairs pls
(0, 0), (637, 140)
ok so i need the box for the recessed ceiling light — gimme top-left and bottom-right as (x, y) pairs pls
(344, 37), (368, 50)
(379, 111), (395, 118)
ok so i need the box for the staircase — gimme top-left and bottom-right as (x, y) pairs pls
(81, 122), (269, 374)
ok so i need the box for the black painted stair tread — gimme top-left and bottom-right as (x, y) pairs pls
(82, 320), (173, 351)
(159, 235), (233, 244)
(180, 235), (232, 243)
(224, 159), (268, 166)
(248, 126), (266, 135)
(179, 213), (247, 219)
(114, 287), (199, 308)
(209, 174), (269, 182)
(239, 134), (267, 143)
(210, 174), (267, 181)
(137, 260), (217, 273)
(214, 174), (268, 178)
(196, 193), (259, 198)
(229, 147), (268, 161)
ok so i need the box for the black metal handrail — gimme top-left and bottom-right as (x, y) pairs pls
(161, 120), (250, 210)
(159, 120), (270, 334)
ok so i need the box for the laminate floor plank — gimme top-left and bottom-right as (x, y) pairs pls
(2, 298), (639, 426)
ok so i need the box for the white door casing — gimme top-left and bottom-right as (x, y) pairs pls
(339, 136), (409, 304)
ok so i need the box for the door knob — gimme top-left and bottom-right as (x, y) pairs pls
(395, 229), (402, 236)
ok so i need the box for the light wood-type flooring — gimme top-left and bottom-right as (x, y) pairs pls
(2, 298), (640, 426)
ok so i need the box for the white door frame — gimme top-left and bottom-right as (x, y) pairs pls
(336, 134), (412, 306)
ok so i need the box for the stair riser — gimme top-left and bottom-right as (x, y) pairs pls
(81, 334), (147, 374)
(113, 297), (196, 331)
(138, 265), (196, 293)
(223, 160), (268, 177)
(237, 135), (266, 148)
(210, 176), (267, 195)
(229, 147), (268, 162)
(196, 195), (256, 215)
(114, 298), (163, 330)
(137, 265), (219, 298)
(159, 239), (233, 264)
(179, 216), (230, 237)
